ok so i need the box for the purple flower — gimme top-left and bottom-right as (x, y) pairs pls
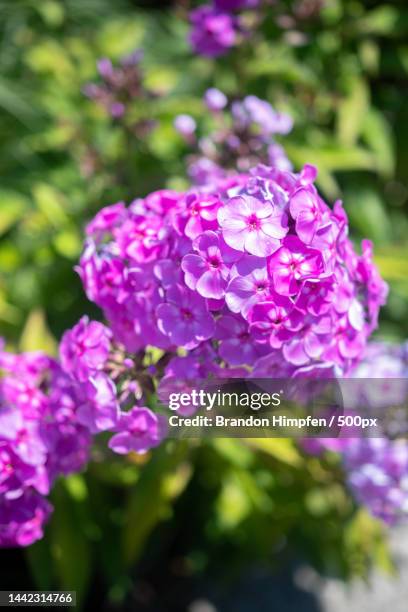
(218, 195), (288, 256)
(249, 296), (302, 347)
(281, 315), (332, 366)
(97, 58), (114, 79)
(204, 88), (227, 111)
(232, 96), (293, 135)
(108, 407), (166, 455)
(216, 314), (266, 365)
(189, 6), (237, 58)
(76, 373), (119, 434)
(225, 255), (270, 317)
(289, 188), (326, 244)
(174, 114), (196, 138)
(0, 347), (92, 548)
(117, 214), (169, 264)
(268, 236), (325, 296)
(268, 144), (293, 171)
(177, 193), (221, 240)
(86, 202), (126, 240)
(214, 0), (259, 9)
(0, 491), (52, 547)
(60, 316), (112, 382)
(345, 439), (408, 525)
(181, 231), (240, 299)
(78, 162), (387, 381)
(156, 286), (215, 349)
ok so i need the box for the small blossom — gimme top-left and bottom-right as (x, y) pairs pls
(174, 114), (197, 138)
(204, 88), (228, 111)
(156, 286), (215, 349)
(218, 195), (288, 256)
(189, 6), (237, 58)
(182, 231), (240, 299)
(268, 236), (324, 296)
(60, 316), (112, 382)
(108, 407), (166, 455)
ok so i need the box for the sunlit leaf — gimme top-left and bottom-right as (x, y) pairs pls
(337, 77), (369, 146)
(0, 190), (28, 236)
(244, 439), (302, 466)
(361, 109), (395, 177)
(19, 308), (57, 354)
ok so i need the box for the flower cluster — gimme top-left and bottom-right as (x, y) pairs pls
(175, 90), (293, 186)
(58, 316), (166, 451)
(303, 341), (408, 525)
(83, 50), (155, 122)
(0, 315), (168, 548)
(78, 163), (387, 383)
(0, 346), (90, 547)
(189, 1), (259, 57)
(345, 438), (408, 525)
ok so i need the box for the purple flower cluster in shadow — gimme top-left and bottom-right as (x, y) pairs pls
(0, 315), (167, 547)
(0, 346), (90, 546)
(83, 50), (154, 121)
(303, 342), (408, 525)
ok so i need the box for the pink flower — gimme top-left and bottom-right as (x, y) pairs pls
(289, 188), (326, 244)
(60, 316), (112, 382)
(76, 373), (119, 434)
(249, 296), (302, 348)
(181, 231), (240, 299)
(268, 236), (324, 296)
(295, 279), (335, 317)
(177, 193), (221, 240)
(189, 6), (237, 58)
(117, 215), (168, 263)
(86, 202), (126, 240)
(156, 286), (215, 349)
(218, 195), (288, 256)
(282, 315), (332, 366)
(216, 314), (266, 365)
(225, 255), (270, 317)
(108, 407), (166, 455)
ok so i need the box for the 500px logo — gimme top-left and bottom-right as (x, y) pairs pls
(167, 389), (282, 411)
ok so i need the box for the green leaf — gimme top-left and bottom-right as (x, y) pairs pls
(285, 144), (375, 173)
(211, 439), (253, 469)
(50, 483), (92, 607)
(244, 439), (302, 467)
(97, 18), (145, 58)
(0, 190), (28, 236)
(25, 538), (54, 591)
(32, 183), (69, 228)
(122, 442), (190, 566)
(337, 77), (370, 146)
(344, 508), (394, 576)
(19, 309), (57, 354)
(53, 229), (81, 259)
(344, 185), (392, 244)
(216, 473), (252, 529)
(247, 54), (318, 87)
(35, 1), (65, 27)
(0, 78), (40, 122)
(353, 6), (399, 37)
(25, 40), (76, 84)
(374, 250), (408, 282)
(361, 109), (395, 177)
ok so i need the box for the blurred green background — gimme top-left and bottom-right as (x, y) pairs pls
(0, 0), (407, 610)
